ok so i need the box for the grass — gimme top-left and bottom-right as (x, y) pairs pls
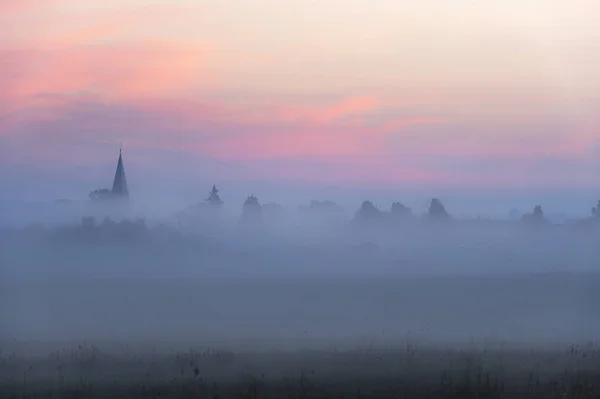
(2, 341), (600, 398)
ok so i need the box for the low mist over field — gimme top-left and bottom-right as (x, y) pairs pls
(2, 192), (600, 349)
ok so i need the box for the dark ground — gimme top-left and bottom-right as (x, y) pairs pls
(1, 342), (600, 398)
(3, 259), (600, 398)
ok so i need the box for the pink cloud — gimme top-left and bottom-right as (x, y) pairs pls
(0, 0), (46, 13)
(0, 34), (592, 189)
(381, 117), (448, 132)
(195, 129), (375, 159)
(4, 79), (590, 185)
(407, 133), (591, 160)
(0, 43), (213, 129)
(108, 96), (445, 159)
(276, 96), (381, 125)
(0, 89), (447, 170)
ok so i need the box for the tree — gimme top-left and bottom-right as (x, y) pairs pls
(240, 195), (263, 226)
(206, 185), (224, 207)
(354, 200), (382, 224)
(428, 198), (450, 221)
(243, 195), (261, 211)
(521, 204), (546, 225)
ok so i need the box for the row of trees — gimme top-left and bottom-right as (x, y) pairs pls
(38, 186), (596, 242)
(184, 185), (600, 227)
(90, 181), (599, 227)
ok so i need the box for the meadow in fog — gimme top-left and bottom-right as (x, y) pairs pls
(1, 193), (600, 397)
(2, 193), (600, 342)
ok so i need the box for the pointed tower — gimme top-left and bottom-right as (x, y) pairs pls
(111, 149), (129, 198)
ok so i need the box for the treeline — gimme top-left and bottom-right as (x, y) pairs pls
(9, 186), (599, 242)
(177, 184), (600, 228)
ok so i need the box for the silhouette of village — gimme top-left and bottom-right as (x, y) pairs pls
(75, 149), (600, 240)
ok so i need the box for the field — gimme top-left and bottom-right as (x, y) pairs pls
(2, 274), (600, 398)
(2, 341), (600, 398)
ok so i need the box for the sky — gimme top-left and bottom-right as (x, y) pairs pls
(1, 0), (599, 209)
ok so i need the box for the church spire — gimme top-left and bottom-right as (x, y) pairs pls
(111, 148), (129, 198)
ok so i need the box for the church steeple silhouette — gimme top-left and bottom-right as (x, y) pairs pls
(111, 148), (129, 198)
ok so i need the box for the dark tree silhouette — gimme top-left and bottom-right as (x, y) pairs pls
(240, 194), (263, 226)
(521, 204), (546, 225)
(427, 198), (450, 221)
(243, 195), (261, 211)
(354, 200), (382, 224)
(206, 185), (224, 207)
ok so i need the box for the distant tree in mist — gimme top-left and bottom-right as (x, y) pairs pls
(427, 198), (451, 221)
(175, 185), (224, 231)
(354, 200), (383, 224)
(243, 195), (261, 211)
(205, 185), (224, 208)
(521, 204), (546, 225)
(240, 195), (263, 227)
